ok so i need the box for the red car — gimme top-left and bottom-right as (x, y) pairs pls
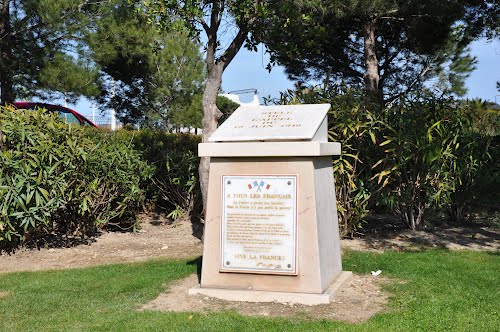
(13, 102), (97, 127)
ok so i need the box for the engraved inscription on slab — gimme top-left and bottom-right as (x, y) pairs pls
(221, 175), (298, 275)
(209, 104), (330, 142)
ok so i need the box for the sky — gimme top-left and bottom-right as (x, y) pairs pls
(464, 39), (500, 103)
(70, 38), (499, 118)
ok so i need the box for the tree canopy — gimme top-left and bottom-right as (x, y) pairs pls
(0, 0), (100, 104)
(0, 0), (207, 131)
(87, 0), (205, 128)
(251, 0), (497, 105)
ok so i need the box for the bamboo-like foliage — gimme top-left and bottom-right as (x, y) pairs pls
(273, 85), (381, 237)
(273, 85), (498, 233)
(373, 93), (496, 230)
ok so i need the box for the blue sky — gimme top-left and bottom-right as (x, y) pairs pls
(71, 38), (499, 117)
(464, 39), (500, 103)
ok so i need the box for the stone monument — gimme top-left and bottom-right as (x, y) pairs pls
(189, 104), (352, 305)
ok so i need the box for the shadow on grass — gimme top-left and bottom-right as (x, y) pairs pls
(485, 250), (500, 257)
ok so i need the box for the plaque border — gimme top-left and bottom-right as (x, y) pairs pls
(219, 174), (299, 275)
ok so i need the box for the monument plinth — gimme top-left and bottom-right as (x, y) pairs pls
(189, 104), (352, 305)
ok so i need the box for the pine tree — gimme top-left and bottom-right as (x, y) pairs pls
(251, 0), (497, 107)
(0, 0), (101, 104)
(86, 0), (205, 129)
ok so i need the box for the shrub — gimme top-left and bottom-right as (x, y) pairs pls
(0, 106), (152, 250)
(455, 134), (499, 221)
(446, 120), (495, 222)
(275, 85), (381, 237)
(0, 109), (70, 247)
(274, 86), (497, 232)
(372, 94), (496, 229)
(452, 100), (500, 220)
(68, 129), (154, 233)
(125, 130), (201, 220)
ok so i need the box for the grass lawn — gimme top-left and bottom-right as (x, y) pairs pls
(0, 250), (498, 331)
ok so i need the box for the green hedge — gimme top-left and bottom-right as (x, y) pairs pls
(84, 129), (201, 220)
(0, 107), (153, 250)
(275, 86), (499, 233)
(125, 130), (201, 220)
(276, 87), (378, 236)
(3, 94), (494, 248)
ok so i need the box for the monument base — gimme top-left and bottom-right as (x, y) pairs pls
(188, 271), (352, 306)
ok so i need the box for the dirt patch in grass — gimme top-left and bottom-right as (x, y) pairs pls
(0, 291), (9, 299)
(0, 214), (203, 274)
(142, 273), (389, 323)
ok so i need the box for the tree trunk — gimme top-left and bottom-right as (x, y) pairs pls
(409, 206), (416, 231)
(199, 62), (224, 217)
(197, 2), (247, 219)
(0, 0), (14, 104)
(362, 19), (380, 107)
(450, 202), (465, 223)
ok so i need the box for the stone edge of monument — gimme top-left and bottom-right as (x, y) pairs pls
(188, 271), (353, 306)
(198, 142), (341, 157)
(208, 103), (331, 142)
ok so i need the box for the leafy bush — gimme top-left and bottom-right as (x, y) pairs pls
(373, 94), (497, 229)
(0, 106), (152, 250)
(275, 85), (381, 237)
(71, 129), (154, 232)
(464, 134), (500, 217)
(446, 112), (496, 222)
(466, 99), (500, 136)
(123, 130), (201, 220)
(454, 101), (500, 220)
(372, 96), (459, 229)
(274, 86), (497, 232)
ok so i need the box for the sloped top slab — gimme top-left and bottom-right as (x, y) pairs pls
(209, 104), (330, 142)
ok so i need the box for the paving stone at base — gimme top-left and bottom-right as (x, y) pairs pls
(188, 271), (353, 306)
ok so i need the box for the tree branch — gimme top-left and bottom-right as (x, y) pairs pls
(198, 17), (210, 34)
(209, 1), (220, 34)
(384, 62), (433, 104)
(216, 28), (246, 70)
(379, 49), (401, 81)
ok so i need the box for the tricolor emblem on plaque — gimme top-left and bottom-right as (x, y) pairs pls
(247, 180), (271, 192)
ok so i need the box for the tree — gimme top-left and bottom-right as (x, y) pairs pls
(460, 1), (499, 40)
(170, 95), (239, 131)
(86, 0), (205, 129)
(0, 0), (101, 105)
(428, 28), (478, 97)
(0, 0), (14, 103)
(215, 94), (239, 122)
(143, 0), (264, 211)
(171, 94), (203, 130)
(252, 0), (495, 107)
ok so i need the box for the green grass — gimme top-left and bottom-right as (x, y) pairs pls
(0, 251), (498, 331)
